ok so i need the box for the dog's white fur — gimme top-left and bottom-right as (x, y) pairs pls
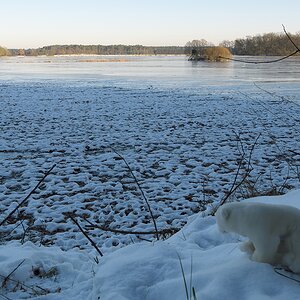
(216, 202), (300, 273)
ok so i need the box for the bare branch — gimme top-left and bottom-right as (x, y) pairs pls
(219, 25), (300, 64)
(111, 148), (160, 240)
(0, 164), (56, 227)
(217, 154), (244, 208)
(0, 273), (48, 295)
(0, 293), (13, 300)
(254, 82), (300, 109)
(1, 259), (25, 288)
(82, 217), (178, 236)
(212, 134), (261, 215)
(274, 267), (300, 283)
(67, 213), (103, 257)
(219, 50), (298, 64)
(282, 24), (300, 51)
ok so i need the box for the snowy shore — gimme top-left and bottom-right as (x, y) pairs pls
(1, 190), (300, 299)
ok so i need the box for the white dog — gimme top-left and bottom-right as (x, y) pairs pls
(216, 202), (300, 273)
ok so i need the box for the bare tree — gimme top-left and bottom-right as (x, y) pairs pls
(219, 25), (300, 64)
(185, 39), (210, 57)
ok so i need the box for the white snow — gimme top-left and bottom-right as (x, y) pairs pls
(1, 190), (300, 299)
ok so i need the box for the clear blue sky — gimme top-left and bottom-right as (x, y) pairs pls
(1, 0), (299, 48)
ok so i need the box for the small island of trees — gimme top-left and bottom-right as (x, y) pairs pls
(185, 39), (232, 61)
(0, 46), (9, 56)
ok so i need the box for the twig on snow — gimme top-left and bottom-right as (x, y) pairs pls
(0, 273), (48, 296)
(0, 293), (13, 300)
(82, 216), (178, 237)
(212, 134), (261, 215)
(111, 148), (160, 240)
(253, 82), (300, 110)
(0, 164), (56, 227)
(67, 213), (103, 258)
(274, 267), (300, 284)
(1, 259), (25, 288)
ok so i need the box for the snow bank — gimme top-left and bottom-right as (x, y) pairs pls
(1, 190), (300, 299)
(0, 242), (94, 299)
(92, 189), (300, 300)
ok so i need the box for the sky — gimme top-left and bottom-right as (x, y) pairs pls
(1, 0), (299, 49)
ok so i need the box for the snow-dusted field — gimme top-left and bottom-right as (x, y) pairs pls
(0, 55), (300, 299)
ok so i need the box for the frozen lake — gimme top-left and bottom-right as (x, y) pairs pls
(0, 55), (300, 251)
(1, 55), (300, 92)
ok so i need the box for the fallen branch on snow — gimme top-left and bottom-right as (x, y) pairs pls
(82, 216), (179, 238)
(0, 164), (56, 227)
(111, 148), (160, 240)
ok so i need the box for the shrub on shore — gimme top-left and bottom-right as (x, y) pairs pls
(0, 46), (9, 56)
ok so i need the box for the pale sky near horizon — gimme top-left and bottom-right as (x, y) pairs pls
(1, 0), (299, 49)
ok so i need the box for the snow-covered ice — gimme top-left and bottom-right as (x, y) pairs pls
(1, 77), (300, 250)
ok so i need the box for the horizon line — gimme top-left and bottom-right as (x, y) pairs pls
(6, 44), (186, 50)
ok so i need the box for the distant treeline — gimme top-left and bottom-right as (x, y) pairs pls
(234, 32), (300, 56)
(1, 31), (300, 57)
(4, 45), (185, 56)
(185, 32), (300, 58)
